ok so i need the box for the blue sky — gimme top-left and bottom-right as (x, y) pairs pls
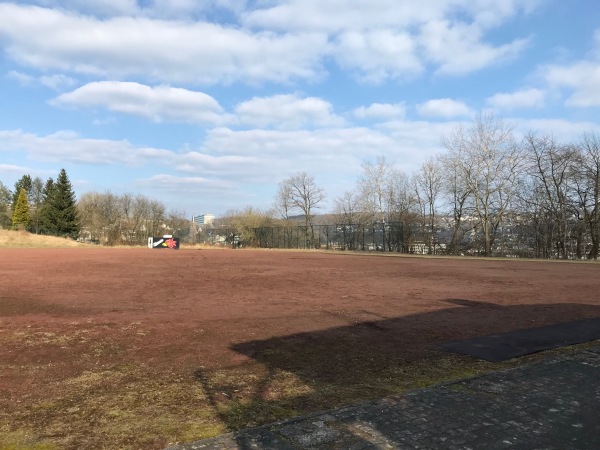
(1, 0), (600, 217)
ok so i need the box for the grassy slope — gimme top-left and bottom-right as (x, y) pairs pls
(0, 230), (90, 248)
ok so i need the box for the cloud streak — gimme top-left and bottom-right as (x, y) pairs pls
(52, 82), (231, 125)
(0, 2), (534, 85)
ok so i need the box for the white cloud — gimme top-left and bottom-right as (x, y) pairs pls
(40, 74), (77, 91)
(465, 0), (541, 29)
(175, 152), (258, 176)
(332, 30), (423, 82)
(243, 0), (436, 32)
(137, 174), (234, 193)
(419, 20), (529, 75)
(52, 81), (231, 125)
(538, 28), (600, 108)
(0, 4), (328, 85)
(486, 88), (546, 110)
(0, 2), (538, 86)
(198, 123), (448, 184)
(203, 126), (391, 157)
(135, 173), (257, 213)
(517, 119), (600, 141)
(0, 163), (39, 176)
(544, 61), (600, 107)
(416, 98), (474, 118)
(353, 103), (406, 120)
(235, 94), (344, 129)
(244, 0), (534, 80)
(0, 129), (173, 165)
(7, 70), (76, 90)
(378, 119), (455, 167)
(242, 0), (538, 32)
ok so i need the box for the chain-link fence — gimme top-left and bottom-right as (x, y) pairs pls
(202, 222), (432, 254)
(198, 216), (597, 259)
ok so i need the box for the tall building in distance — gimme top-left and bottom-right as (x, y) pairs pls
(193, 214), (215, 225)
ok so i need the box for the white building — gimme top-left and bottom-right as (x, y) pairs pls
(193, 214), (215, 225)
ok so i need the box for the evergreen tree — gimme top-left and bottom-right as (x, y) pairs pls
(12, 174), (32, 210)
(39, 177), (56, 235)
(11, 188), (30, 230)
(40, 170), (80, 239)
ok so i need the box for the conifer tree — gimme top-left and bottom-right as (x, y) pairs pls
(40, 170), (80, 238)
(39, 177), (56, 235)
(11, 188), (30, 230)
(12, 175), (32, 210)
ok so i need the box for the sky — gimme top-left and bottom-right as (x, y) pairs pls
(1, 0), (600, 218)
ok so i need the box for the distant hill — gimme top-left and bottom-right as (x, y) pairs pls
(0, 229), (91, 248)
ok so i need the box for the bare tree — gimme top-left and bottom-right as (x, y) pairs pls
(413, 157), (443, 253)
(335, 191), (364, 225)
(217, 207), (275, 247)
(27, 177), (45, 234)
(334, 190), (368, 250)
(0, 181), (11, 228)
(356, 157), (418, 251)
(522, 133), (577, 259)
(443, 113), (523, 256)
(274, 181), (293, 220)
(78, 191), (120, 244)
(437, 150), (473, 255)
(278, 172), (325, 248)
(78, 192), (166, 245)
(359, 156), (397, 224)
(573, 133), (600, 259)
(165, 210), (192, 242)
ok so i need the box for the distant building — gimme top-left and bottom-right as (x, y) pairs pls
(193, 214), (215, 225)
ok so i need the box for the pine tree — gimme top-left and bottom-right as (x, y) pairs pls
(12, 175), (32, 210)
(39, 177), (56, 235)
(40, 170), (80, 239)
(11, 188), (30, 230)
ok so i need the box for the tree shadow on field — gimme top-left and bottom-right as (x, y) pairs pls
(193, 300), (600, 448)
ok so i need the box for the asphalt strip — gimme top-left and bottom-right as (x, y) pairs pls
(437, 317), (600, 362)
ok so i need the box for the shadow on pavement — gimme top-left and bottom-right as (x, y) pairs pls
(193, 300), (600, 448)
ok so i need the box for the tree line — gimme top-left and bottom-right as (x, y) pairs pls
(3, 112), (599, 258)
(0, 169), (79, 238)
(214, 113), (600, 259)
(77, 191), (188, 246)
(1, 170), (188, 246)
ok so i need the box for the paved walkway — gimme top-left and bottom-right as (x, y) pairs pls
(167, 345), (600, 449)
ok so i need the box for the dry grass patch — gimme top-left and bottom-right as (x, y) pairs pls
(0, 363), (225, 450)
(1, 322), (597, 449)
(0, 230), (90, 249)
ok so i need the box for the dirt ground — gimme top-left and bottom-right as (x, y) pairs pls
(1, 248), (600, 449)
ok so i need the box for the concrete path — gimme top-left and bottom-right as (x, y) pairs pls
(167, 345), (600, 449)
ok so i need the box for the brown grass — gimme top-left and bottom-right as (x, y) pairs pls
(1, 328), (595, 450)
(0, 230), (91, 249)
